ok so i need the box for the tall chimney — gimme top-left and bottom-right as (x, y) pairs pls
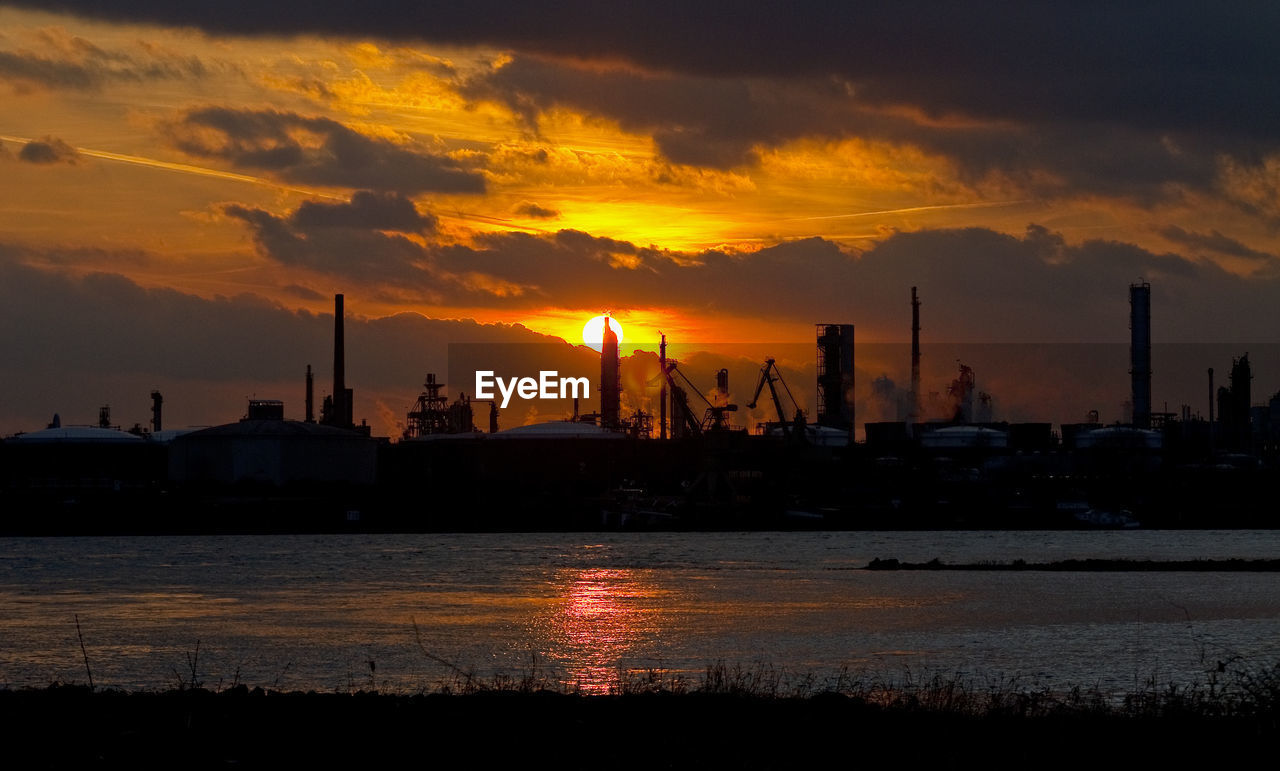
(305, 364), (315, 423)
(659, 333), (668, 439)
(150, 391), (163, 433)
(1129, 281), (1152, 428)
(1208, 367), (1214, 455)
(910, 286), (921, 425)
(600, 316), (621, 429)
(333, 293), (347, 429)
(1208, 367), (1215, 423)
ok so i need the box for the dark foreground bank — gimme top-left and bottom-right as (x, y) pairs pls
(863, 557), (1280, 571)
(6, 678), (1278, 769)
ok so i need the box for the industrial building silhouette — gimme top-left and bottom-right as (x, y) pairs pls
(4, 285), (1279, 534)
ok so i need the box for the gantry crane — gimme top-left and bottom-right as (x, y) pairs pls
(746, 358), (805, 439)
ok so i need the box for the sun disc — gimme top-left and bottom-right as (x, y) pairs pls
(582, 315), (624, 351)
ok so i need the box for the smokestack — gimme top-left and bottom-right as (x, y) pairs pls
(1230, 354), (1252, 450)
(1208, 367), (1215, 424)
(332, 293), (348, 429)
(150, 391), (163, 433)
(659, 333), (668, 440)
(1208, 367), (1214, 455)
(305, 365), (315, 423)
(911, 286), (921, 424)
(600, 316), (621, 429)
(1129, 281), (1152, 428)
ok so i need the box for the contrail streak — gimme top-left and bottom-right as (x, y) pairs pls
(0, 135), (544, 230)
(782, 199), (1029, 222)
(0, 134), (345, 199)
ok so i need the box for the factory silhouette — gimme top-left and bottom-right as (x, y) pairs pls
(3, 285), (1276, 534)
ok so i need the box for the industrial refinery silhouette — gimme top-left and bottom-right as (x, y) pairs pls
(3, 285), (1276, 534)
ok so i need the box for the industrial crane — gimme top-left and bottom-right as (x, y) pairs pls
(699, 368), (740, 433)
(659, 359), (739, 437)
(655, 353), (702, 438)
(746, 358), (805, 438)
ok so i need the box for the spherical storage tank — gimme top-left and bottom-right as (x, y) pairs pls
(168, 419), (378, 486)
(1074, 426), (1162, 450)
(919, 425), (1009, 449)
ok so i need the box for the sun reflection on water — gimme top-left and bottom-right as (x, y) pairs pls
(542, 567), (670, 694)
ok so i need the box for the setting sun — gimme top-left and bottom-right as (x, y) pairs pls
(582, 315), (624, 351)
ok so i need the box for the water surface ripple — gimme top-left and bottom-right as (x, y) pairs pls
(2, 530), (1278, 694)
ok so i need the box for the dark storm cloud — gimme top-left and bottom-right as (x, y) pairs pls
(0, 30), (213, 92)
(18, 136), (79, 164)
(1157, 225), (1276, 262)
(514, 201), (559, 219)
(12, 2), (1280, 136)
(223, 201), (437, 288)
(0, 49), (100, 90)
(430, 224), (1280, 343)
(430, 228), (679, 299)
(222, 191), (532, 303)
(226, 193), (846, 306)
(839, 225), (1280, 345)
(217, 192), (1280, 343)
(461, 57), (807, 169)
(12, 2), (1278, 200)
(464, 55), (1227, 198)
(913, 123), (1224, 202)
(289, 190), (437, 232)
(508, 57), (1253, 204)
(160, 107), (485, 193)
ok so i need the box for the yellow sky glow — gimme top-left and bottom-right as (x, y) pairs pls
(1, 5), (1277, 356)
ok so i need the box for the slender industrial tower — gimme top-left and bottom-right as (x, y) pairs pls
(1208, 367), (1215, 455)
(659, 333), (668, 439)
(1129, 281), (1152, 428)
(324, 293), (354, 429)
(600, 316), (621, 430)
(305, 364), (315, 423)
(333, 293), (346, 427)
(816, 323), (855, 430)
(910, 286), (921, 425)
(150, 391), (163, 433)
(1229, 354), (1253, 449)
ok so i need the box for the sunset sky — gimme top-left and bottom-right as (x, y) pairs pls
(3, 2), (1280, 435)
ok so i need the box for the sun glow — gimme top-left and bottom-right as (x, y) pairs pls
(582, 315), (624, 351)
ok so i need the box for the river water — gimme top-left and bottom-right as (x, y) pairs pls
(2, 531), (1278, 695)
